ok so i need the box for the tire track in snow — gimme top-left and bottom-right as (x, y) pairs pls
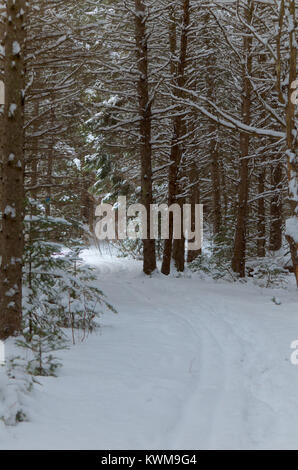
(79, 251), (298, 449)
(91, 255), (254, 448)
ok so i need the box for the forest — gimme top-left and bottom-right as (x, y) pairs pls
(0, 0), (298, 452)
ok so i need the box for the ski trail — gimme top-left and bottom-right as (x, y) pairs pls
(82, 250), (298, 450)
(1, 250), (298, 449)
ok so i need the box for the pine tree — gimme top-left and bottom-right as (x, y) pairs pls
(0, 0), (27, 339)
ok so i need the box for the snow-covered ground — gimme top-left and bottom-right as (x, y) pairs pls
(1, 248), (298, 450)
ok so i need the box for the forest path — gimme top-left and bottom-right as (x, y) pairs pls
(1, 248), (298, 449)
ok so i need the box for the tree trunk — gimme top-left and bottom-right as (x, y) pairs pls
(210, 136), (221, 236)
(172, 182), (185, 272)
(285, 0), (298, 286)
(0, 0), (26, 340)
(187, 164), (201, 263)
(205, 25), (221, 236)
(161, 0), (190, 275)
(173, 237), (185, 272)
(269, 163), (282, 252)
(257, 167), (266, 257)
(231, 0), (253, 278)
(134, 0), (156, 275)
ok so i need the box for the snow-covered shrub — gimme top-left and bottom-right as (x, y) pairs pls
(16, 329), (65, 377)
(19, 199), (116, 377)
(246, 257), (289, 288)
(23, 241), (112, 335)
(0, 358), (34, 425)
(112, 238), (143, 260)
(189, 253), (236, 280)
(189, 229), (236, 280)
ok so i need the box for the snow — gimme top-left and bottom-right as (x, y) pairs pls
(0, 248), (298, 449)
(4, 205), (16, 218)
(0, 351), (34, 428)
(8, 103), (17, 117)
(0, 343), (4, 366)
(286, 217), (298, 243)
(12, 41), (21, 56)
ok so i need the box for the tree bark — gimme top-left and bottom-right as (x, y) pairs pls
(285, 0), (298, 286)
(0, 0), (26, 339)
(205, 20), (221, 236)
(187, 164), (201, 263)
(269, 163), (282, 252)
(161, 0), (190, 275)
(134, 0), (156, 275)
(257, 167), (266, 257)
(231, 0), (253, 277)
